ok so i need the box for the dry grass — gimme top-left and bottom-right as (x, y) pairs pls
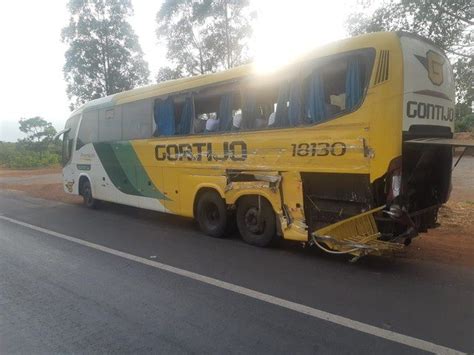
(438, 201), (474, 231)
(401, 200), (474, 268)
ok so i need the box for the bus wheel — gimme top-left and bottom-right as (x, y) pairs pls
(237, 196), (276, 247)
(196, 190), (228, 238)
(81, 179), (98, 209)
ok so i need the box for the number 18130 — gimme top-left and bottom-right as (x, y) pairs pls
(291, 142), (347, 157)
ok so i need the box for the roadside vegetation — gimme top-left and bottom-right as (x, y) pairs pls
(455, 113), (474, 133)
(0, 117), (60, 169)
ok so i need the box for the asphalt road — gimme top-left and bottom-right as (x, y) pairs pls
(0, 190), (473, 354)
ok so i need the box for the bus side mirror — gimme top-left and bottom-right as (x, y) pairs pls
(54, 128), (70, 140)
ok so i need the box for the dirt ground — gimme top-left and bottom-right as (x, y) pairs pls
(400, 200), (474, 267)
(0, 167), (62, 178)
(1, 160), (473, 268)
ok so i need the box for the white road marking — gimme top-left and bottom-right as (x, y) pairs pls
(0, 215), (464, 355)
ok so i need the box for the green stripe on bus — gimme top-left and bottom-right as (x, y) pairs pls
(93, 142), (168, 200)
(94, 142), (142, 196)
(111, 142), (168, 200)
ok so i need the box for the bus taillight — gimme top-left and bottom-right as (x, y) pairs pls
(386, 156), (402, 205)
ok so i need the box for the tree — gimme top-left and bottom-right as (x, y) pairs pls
(62, 0), (150, 109)
(156, 0), (254, 81)
(346, 0), (473, 118)
(18, 117), (57, 157)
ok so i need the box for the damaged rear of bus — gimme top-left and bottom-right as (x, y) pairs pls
(383, 33), (455, 241)
(309, 33), (472, 258)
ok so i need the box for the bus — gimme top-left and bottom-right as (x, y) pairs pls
(57, 31), (473, 259)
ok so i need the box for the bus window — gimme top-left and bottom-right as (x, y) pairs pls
(123, 99), (153, 140)
(244, 82), (290, 129)
(242, 83), (283, 129)
(175, 96), (194, 135)
(61, 115), (80, 164)
(62, 130), (71, 166)
(193, 113), (207, 134)
(193, 94), (220, 134)
(302, 52), (370, 124)
(217, 92), (241, 132)
(191, 83), (241, 134)
(153, 97), (175, 136)
(232, 109), (242, 131)
(344, 55), (367, 110)
(98, 107), (122, 142)
(321, 58), (348, 118)
(76, 110), (98, 150)
(303, 68), (330, 124)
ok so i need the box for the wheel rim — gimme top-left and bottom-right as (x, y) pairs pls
(244, 207), (265, 234)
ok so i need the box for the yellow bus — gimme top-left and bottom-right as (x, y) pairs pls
(57, 31), (472, 258)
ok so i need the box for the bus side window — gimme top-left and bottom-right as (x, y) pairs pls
(153, 97), (175, 137)
(98, 107), (122, 142)
(240, 89), (257, 130)
(343, 55), (366, 111)
(76, 110), (98, 150)
(62, 114), (79, 161)
(61, 130), (70, 166)
(303, 68), (329, 124)
(193, 94), (220, 134)
(123, 99), (153, 140)
(257, 85), (279, 129)
(217, 91), (241, 132)
(301, 53), (368, 124)
(191, 85), (241, 134)
(174, 96), (194, 136)
(241, 83), (283, 129)
(232, 109), (242, 131)
(193, 113), (207, 134)
(320, 59), (347, 119)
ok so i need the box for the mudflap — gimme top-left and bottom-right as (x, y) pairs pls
(309, 206), (403, 261)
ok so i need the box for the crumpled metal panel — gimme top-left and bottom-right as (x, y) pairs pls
(311, 206), (403, 259)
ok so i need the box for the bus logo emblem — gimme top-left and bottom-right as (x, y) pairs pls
(415, 50), (444, 86)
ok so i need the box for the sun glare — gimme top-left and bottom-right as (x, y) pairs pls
(251, 0), (349, 74)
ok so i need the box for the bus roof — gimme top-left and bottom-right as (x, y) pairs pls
(71, 31), (401, 116)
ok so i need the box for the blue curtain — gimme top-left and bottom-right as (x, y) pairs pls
(218, 93), (233, 132)
(288, 80), (302, 126)
(345, 56), (362, 110)
(154, 97), (175, 136)
(306, 71), (326, 123)
(177, 96), (193, 135)
(273, 83), (289, 127)
(241, 91), (257, 129)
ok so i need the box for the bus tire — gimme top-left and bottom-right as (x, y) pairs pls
(81, 179), (98, 209)
(196, 190), (228, 238)
(237, 196), (276, 247)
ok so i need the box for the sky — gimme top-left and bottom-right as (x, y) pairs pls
(0, 0), (353, 142)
